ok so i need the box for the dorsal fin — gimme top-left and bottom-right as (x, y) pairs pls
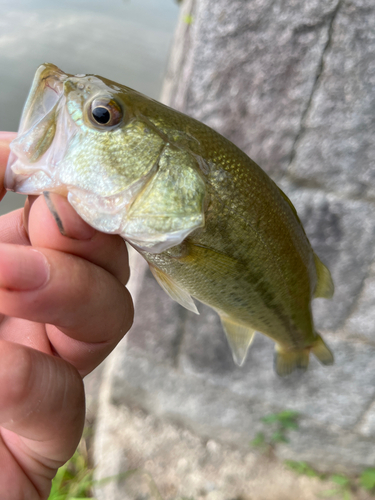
(220, 315), (256, 366)
(313, 253), (334, 299)
(276, 185), (301, 223)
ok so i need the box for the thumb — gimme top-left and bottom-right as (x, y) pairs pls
(0, 132), (17, 200)
(0, 339), (85, 498)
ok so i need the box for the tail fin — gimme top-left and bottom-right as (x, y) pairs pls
(274, 348), (309, 376)
(274, 334), (334, 377)
(311, 334), (334, 365)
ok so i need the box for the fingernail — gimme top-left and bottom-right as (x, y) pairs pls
(43, 191), (97, 240)
(0, 244), (50, 290)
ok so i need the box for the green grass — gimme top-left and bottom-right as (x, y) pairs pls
(318, 474), (353, 500)
(48, 435), (94, 500)
(285, 460), (375, 499)
(250, 410), (300, 451)
(251, 410), (375, 499)
(360, 468), (375, 492)
(50, 409), (375, 500)
(183, 15), (194, 24)
(284, 460), (322, 478)
(47, 428), (165, 500)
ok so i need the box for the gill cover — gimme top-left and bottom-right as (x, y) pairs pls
(5, 63), (206, 253)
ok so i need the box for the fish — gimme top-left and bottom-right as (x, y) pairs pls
(5, 63), (334, 376)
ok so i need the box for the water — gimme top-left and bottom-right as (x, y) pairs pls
(0, 0), (179, 214)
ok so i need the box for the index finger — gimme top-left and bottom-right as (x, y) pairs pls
(0, 132), (17, 200)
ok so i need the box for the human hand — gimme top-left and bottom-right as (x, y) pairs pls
(0, 132), (134, 499)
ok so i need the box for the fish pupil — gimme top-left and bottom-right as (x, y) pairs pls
(92, 106), (110, 124)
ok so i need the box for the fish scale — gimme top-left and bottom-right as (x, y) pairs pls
(5, 63), (334, 375)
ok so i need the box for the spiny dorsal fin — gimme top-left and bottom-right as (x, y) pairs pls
(220, 315), (256, 366)
(149, 264), (199, 314)
(313, 253), (334, 299)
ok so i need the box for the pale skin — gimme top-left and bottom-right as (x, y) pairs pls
(0, 131), (134, 500)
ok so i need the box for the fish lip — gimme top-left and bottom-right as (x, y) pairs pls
(18, 63), (67, 135)
(5, 64), (68, 191)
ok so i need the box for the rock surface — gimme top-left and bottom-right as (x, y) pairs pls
(289, 0), (375, 199)
(94, 0), (375, 497)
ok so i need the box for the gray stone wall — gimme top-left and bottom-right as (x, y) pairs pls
(94, 0), (375, 494)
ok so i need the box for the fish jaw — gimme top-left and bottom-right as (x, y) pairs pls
(5, 64), (206, 252)
(4, 64), (124, 195)
(5, 64), (71, 193)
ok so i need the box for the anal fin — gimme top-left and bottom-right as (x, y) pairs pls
(149, 264), (199, 315)
(220, 315), (256, 367)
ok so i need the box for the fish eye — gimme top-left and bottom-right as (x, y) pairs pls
(89, 97), (123, 128)
(92, 106), (110, 124)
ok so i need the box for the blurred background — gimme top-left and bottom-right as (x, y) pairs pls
(0, 0), (179, 214)
(2, 0), (375, 499)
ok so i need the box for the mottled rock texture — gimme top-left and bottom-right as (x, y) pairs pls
(94, 0), (375, 496)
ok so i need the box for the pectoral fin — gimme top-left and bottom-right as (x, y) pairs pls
(313, 253), (334, 299)
(149, 264), (199, 315)
(220, 315), (256, 366)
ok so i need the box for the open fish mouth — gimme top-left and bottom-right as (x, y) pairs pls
(5, 63), (71, 193)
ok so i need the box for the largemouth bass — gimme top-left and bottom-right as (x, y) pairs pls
(5, 64), (334, 375)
